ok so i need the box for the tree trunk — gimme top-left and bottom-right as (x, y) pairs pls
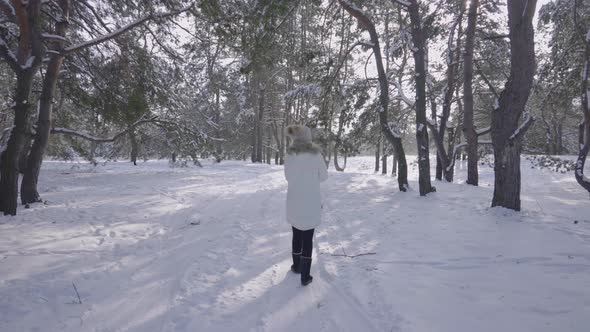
(339, 0), (409, 191)
(445, 127), (456, 182)
(408, 0), (434, 195)
(375, 136), (380, 172)
(382, 142), (387, 175)
(256, 85), (265, 163)
(21, 18), (68, 204)
(391, 153), (397, 176)
(334, 146), (346, 172)
(0, 70), (37, 214)
(18, 136), (32, 174)
(463, 0), (480, 186)
(0, 0), (45, 215)
(574, 24), (590, 193)
(435, 155), (442, 180)
(129, 129), (138, 166)
(491, 0), (537, 211)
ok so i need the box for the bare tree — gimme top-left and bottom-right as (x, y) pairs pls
(339, 0), (409, 192)
(426, 5), (464, 182)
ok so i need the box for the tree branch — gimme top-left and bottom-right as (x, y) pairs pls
(0, 0), (16, 22)
(473, 59), (499, 99)
(508, 114), (535, 142)
(51, 116), (162, 143)
(476, 126), (491, 136)
(392, 0), (410, 7)
(64, 3), (195, 54)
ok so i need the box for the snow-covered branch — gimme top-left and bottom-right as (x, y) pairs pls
(473, 59), (499, 99)
(508, 113), (535, 141)
(476, 126), (491, 136)
(392, 0), (411, 7)
(64, 3), (195, 54)
(51, 116), (163, 143)
(42, 33), (68, 42)
(445, 141), (493, 172)
(391, 79), (413, 106)
(387, 121), (402, 138)
(338, 0), (372, 30)
(285, 84), (321, 101)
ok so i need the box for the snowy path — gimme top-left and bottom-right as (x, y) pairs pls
(1, 158), (589, 332)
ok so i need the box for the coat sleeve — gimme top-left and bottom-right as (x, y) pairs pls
(318, 154), (328, 182)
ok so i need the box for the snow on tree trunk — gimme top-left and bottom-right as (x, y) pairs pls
(491, 0), (538, 211)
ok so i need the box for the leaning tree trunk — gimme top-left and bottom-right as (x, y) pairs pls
(334, 147), (346, 172)
(463, 0), (479, 186)
(340, 0), (409, 191)
(491, 0), (537, 211)
(408, 0), (434, 195)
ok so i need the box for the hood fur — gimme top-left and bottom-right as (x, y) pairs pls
(287, 141), (322, 155)
(286, 125), (312, 143)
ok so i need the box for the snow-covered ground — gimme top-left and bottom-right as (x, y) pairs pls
(1, 156), (589, 332)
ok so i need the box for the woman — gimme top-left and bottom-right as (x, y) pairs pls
(284, 125), (328, 286)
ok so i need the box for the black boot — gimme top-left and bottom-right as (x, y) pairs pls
(300, 256), (313, 286)
(291, 252), (301, 273)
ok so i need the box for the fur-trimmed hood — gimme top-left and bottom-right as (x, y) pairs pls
(286, 124), (321, 155)
(287, 141), (322, 155)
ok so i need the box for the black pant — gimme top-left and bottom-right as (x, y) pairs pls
(292, 226), (314, 258)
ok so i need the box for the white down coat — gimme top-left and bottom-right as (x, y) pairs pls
(284, 151), (328, 231)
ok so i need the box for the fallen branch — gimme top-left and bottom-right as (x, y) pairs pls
(331, 252), (377, 258)
(72, 282), (82, 304)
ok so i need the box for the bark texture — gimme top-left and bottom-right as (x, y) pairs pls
(491, 0), (538, 211)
